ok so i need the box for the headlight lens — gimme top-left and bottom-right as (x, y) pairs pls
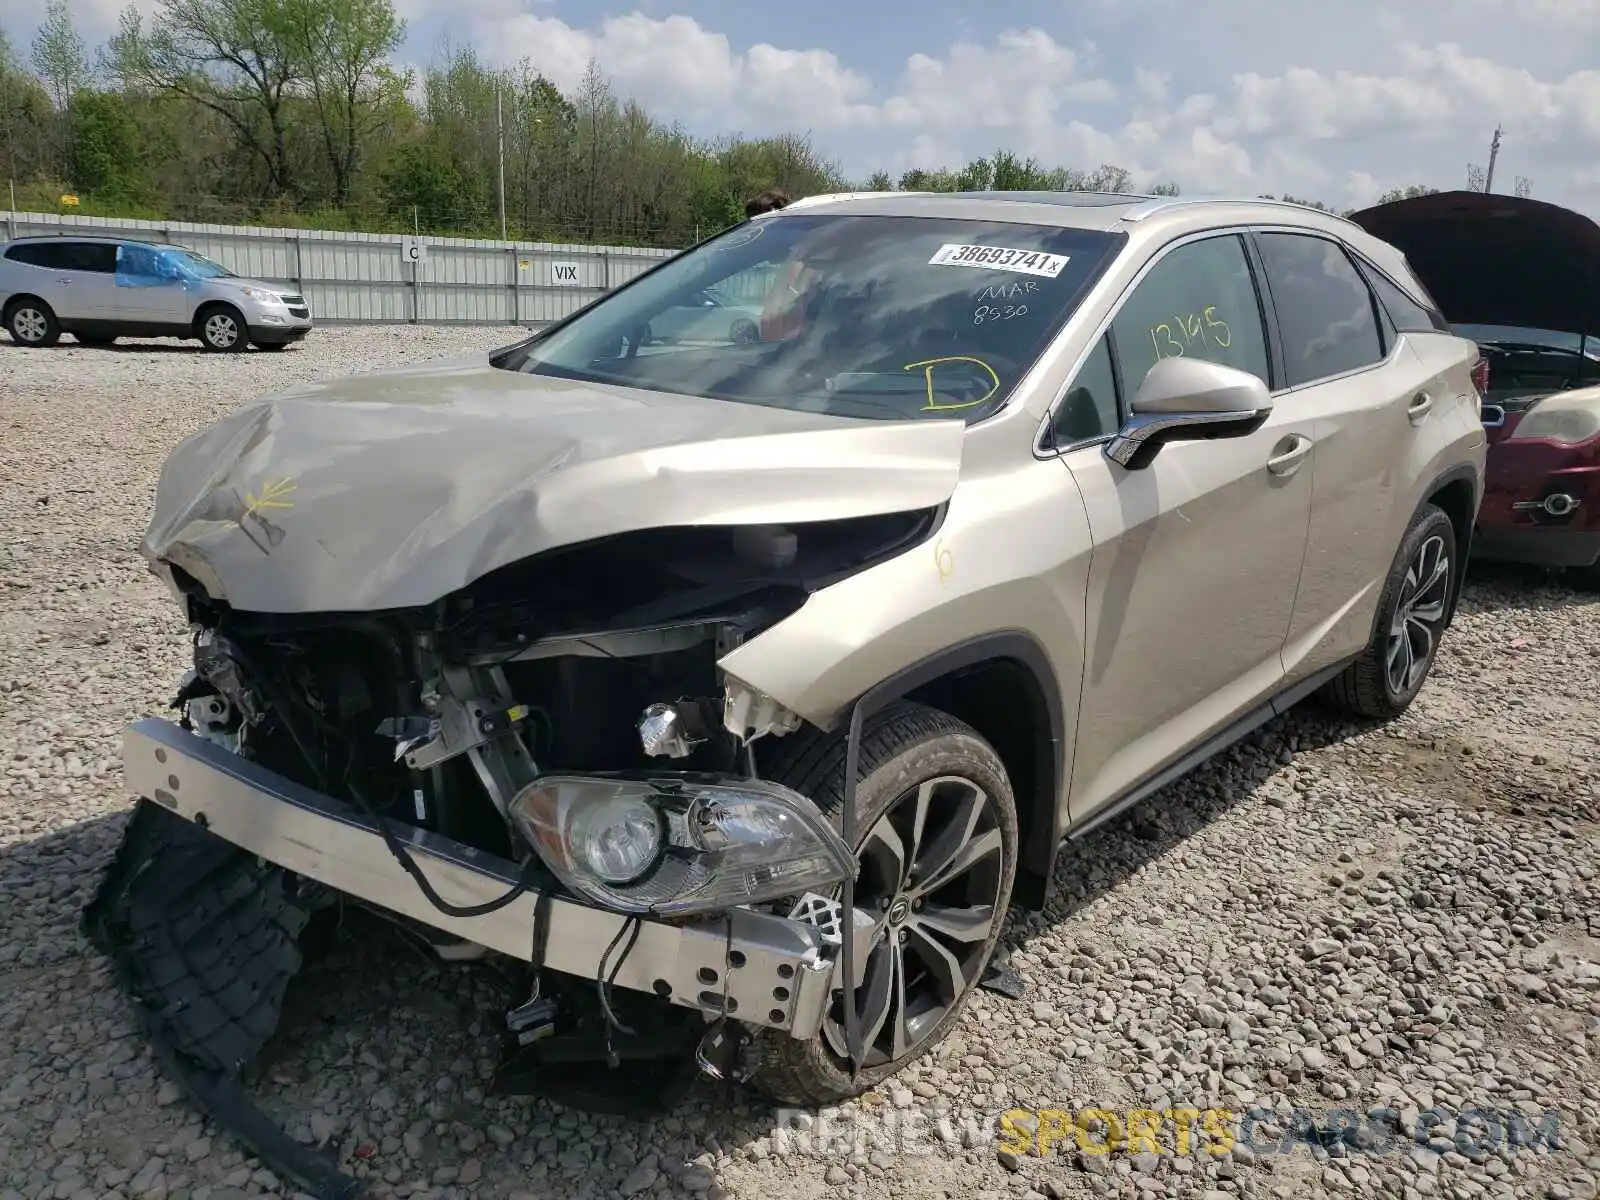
(1510, 397), (1600, 445)
(567, 791), (662, 883)
(510, 774), (854, 916)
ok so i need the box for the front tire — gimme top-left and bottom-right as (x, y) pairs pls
(749, 702), (1018, 1105)
(5, 297), (60, 347)
(1325, 503), (1457, 719)
(197, 304), (247, 352)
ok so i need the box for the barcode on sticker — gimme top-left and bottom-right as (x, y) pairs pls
(928, 244), (1069, 277)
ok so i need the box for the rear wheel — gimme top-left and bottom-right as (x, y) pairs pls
(5, 297), (60, 347)
(749, 702), (1017, 1105)
(197, 304), (247, 352)
(1325, 503), (1457, 719)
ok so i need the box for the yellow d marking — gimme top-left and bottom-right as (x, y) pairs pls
(902, 355), (1001, 412)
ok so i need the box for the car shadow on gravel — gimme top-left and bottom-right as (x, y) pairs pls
(1457, 562), (1599, 614)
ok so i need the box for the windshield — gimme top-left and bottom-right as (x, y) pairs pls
(167, 248), (235, 279)
(493, 214), (1124, 422)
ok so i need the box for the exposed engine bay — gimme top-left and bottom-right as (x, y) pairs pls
(85, 511), (940, 1198)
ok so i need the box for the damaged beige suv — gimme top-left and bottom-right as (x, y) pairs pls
(87, 190), (1485, 1196)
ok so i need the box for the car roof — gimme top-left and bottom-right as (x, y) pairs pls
(770, 189), (1361, 232)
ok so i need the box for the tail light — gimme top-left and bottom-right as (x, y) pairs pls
(1470, 356), (1490, 396)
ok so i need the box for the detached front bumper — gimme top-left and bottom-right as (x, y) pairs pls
(122, 717), (850, 1040)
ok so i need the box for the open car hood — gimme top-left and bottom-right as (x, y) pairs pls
(140, 353), (967, 614)
(1347, 190), (1600, 335)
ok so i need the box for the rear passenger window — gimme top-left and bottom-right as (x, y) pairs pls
(1359, 260), (1448, 333)
(60, 242), (117, 273)
(1257, 233), (1384, 386)
(1109, 234), (1272, 397)
(5, 242), (67, 268)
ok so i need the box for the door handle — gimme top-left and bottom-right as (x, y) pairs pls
(1407, 392), (1433, 424)
(1266, 434), (1313, 476)
(57, 278), (71, 285)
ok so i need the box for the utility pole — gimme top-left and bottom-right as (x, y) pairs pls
(1484, 125), (1503, 195)
(496, 81), (508, 242)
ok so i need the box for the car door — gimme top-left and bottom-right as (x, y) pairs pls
(1049, 231), (1316, 823)
(1251, 231), (1438, 682)
(54, 241), (120, 321)
(109, 242), (189, 327)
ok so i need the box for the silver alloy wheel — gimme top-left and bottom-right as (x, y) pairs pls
(822, 775), (1005, 1068)
(1385, 532), (1450, 695)
(12, 307), (48, 343)
(204, 312), (240, 348)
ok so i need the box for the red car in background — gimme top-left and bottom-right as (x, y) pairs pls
(1350, 191), (1600, 588)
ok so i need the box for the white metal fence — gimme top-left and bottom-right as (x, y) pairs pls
(1, 211), (679, 326)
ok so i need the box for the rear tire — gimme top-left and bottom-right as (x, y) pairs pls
(197, 304), (247, 352)
(1325, 503), (1457, 719)
(748, 701), (1018, 1106)
(5, 297), (60, 347)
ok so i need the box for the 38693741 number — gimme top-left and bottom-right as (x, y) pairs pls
(1149, 306), (1231, 360)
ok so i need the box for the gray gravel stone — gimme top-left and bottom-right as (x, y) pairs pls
(1, 327), (1597, 1200)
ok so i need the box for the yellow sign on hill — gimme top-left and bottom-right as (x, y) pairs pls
(59, 194), (79, 207)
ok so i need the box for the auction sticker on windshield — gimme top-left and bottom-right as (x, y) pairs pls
(927, 244), (1070, 278)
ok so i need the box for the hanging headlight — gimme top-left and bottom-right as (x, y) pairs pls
(510, 774), (854, 916)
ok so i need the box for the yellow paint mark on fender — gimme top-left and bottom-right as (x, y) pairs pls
(933, 537), (954, 586)
(244, 477), (296, 516)
(902, 355), (1001, 411)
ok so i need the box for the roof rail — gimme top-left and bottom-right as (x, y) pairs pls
(777, 190), (933, 212)
(1121, 194), (1362, 228)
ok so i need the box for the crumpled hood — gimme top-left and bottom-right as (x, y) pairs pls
(141, 353), (967, 614)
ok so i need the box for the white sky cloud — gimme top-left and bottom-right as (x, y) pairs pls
(4, 0), (1599, 215)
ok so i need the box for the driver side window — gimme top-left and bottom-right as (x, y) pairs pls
(1111, 234), (1271, 392)
(1052, 235), (1272, 449)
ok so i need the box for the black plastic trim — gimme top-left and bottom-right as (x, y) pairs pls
(1067, 654), (1356, 844)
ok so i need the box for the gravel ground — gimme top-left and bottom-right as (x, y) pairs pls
(1, 326), (1598, 1200)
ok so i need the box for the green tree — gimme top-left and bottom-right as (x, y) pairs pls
(30, 0), (90, 112)
(66, 87), (146, 200)
(290, 0), (406, 206)
(107, 0), (307, 197)
(1, 30), (56, 186)
(1377, 184), (1439, 204)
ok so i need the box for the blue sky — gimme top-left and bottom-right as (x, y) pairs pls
(6, 0), (1600, 215)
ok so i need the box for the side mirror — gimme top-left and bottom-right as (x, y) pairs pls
(1104, 356), (1273, 470)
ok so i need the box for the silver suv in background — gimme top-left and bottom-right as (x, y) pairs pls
(0, 236), (313, 351)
